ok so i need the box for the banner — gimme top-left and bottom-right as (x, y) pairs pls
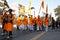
(41, 0), (44, 9)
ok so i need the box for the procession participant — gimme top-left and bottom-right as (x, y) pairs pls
(33, 16), (37, 31)
(44, 14), (49, 32)
(36, 15), (42, 31)
(51, 17), (55, 31)
(23, 15), (28, 31)
(29, 15), (34, 31)
(1, 11), (8, 36)
(16, 15), (22, 30)
(6, 9), (15, 39)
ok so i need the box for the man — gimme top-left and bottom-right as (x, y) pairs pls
(44, 14), (49, 32)
(6, 9), (15, 39)
(36, 15), (42, 31)
(29, 15), (34, 31)
(16, 15), (22, 30)
(51, 17), (55, 31)
(33, 16), (37, 31)
(23, 15), (28, 31)
(1, 11), (8, 36)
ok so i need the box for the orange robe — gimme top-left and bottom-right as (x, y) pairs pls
(6, 22), (13, 32)
(5, 14), (15, 32)
(3, 23), (7, 31)
(44, 17), (49, 26)
(36, 17), (42, 26)
(29, 17), (34, 26)
(17, 17), (22, 26)
(23, 17), (28, 25)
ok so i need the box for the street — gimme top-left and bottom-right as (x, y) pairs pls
(0, 27), (60, 40)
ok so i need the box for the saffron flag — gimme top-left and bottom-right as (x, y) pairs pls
(41, 0), (44, 9)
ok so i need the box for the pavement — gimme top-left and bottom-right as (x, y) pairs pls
(38, 29), (60, 40)
(0, 25), (60, 40)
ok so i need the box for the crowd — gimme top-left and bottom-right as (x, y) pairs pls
(0, 9), (59, 39)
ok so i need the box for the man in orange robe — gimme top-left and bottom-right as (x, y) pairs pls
(5, 9), (15, 39)
(23, 15), (28, 30)
(16, 15), (22, 30)
(36, 15), (42, 31)
(29, 15), (34, 31)
(44, 14), (49, 32)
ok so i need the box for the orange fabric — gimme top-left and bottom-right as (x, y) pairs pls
(17, 17), (22, 26)
(3, 23), (7, 31)
(0, 15), (3, 19)
(12, 14), (15, 21)
(23, 17), (28, 25)
(4, 23), (13, 32)
(29, 17), (34, 26)
(41, 0), (44, 9)
(36, 17), (42, 26)
(6, 23), (13, 32)
(44, 17), (49, 26)
(3, 14), (14, 32)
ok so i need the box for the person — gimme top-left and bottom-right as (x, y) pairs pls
(44, 14), (49, 32)
(36, 15), (42, 31)
(23, 15), (28, 31)
(1, 11), (8, 36)
(16, 15), (22, 30)
(51, 17), (55, 31)
(6, 9), (15, 39)
(55, 21), (58, 29)
(29, 15), (34, 31)
(33, 16), (37, 31)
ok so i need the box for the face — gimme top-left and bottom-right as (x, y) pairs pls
(6, 12), (9, 15)
(12, 11), (14, 14)
(38, 16), (40, 18)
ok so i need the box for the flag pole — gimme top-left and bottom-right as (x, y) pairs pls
(39, 6), (41, 14)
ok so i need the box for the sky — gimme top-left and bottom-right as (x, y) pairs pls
(6, 0), (60, 19)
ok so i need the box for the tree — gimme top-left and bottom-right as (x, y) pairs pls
(54, 6), (60, 21)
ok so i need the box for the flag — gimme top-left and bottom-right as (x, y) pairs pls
(27, 0), (32, 15)
(19, 4), (22, 7)
(29, 0), (32, 8)
(46, 5), (48, 14)
(41, 0), (44, 9)
(39, 6), (41, 14)
(20, 6), (25, 14)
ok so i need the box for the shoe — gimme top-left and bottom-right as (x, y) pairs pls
(0, 33), (4, 36)
(52, 30), (54, 32)
(36, 30), (39, 32)
(6, 36), (10, 39)
(10, 35), (13, 38)
(46, 30), (48, 32)
(5, 32), (8, 35)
